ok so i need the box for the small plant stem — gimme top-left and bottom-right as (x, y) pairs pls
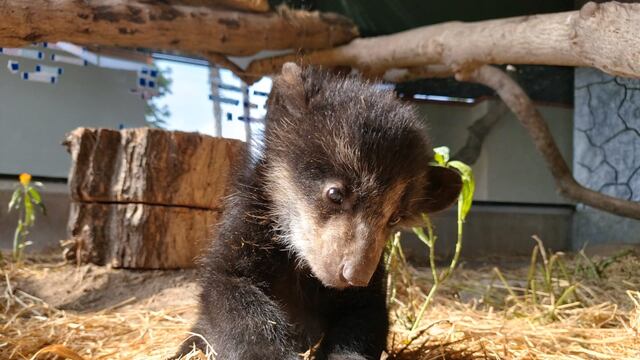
(546, 254), (558, 305)
(424, 216), (439, 285)
(549, 284), (577, 320)
(385, 232), (402, 272)
(527, 244), (539, 305)
(410, 278), (439, 332)
(493, 267), (519, 300)
(12, 220), (22, 261)
(554, 284), (576, 308)
(18, 186), (29, 261)
(532, 235), (557, 305)
(409, 217), (439, 332)
(579, 249), (600, 279)
(531, 278), (538, 307)
(557, 257), (571, 283)
(442, 205), (464, 282)
(385, 232), (402, 305)
(409, 210), (465, 332)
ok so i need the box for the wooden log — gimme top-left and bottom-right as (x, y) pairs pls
(246, 1), (640, 80)
(64, 128), (243, 269)
(68, 202), (219, 269)
(0, 0), (358, 57)
(64, 127), (245, 210)
(169, 0), (270, 13)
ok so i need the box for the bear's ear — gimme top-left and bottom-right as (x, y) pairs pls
(418, 166), (463, 214)
(270, 62), (307, 117)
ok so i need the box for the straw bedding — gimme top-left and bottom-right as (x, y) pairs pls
(1, 248), (638, 360)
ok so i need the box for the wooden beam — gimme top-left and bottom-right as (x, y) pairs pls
(0, 0), (357, 56)
(169, 0), (270, 13)
(246, 2), (640, 80)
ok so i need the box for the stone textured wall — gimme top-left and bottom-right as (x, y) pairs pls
(573, 68), (640, 247)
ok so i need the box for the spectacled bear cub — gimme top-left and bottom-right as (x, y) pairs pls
(174, 63), (462, 360)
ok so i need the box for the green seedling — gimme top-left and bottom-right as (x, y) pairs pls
(7, 173), (46, 262)
(385, 146), (475, 333)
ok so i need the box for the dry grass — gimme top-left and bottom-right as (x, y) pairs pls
(0, 262), (194, 359)
(1, 248), (639, 360)
(386, 243), (640, 360)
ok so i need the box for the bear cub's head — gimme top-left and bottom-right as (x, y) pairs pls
(263, 63), (461, 289)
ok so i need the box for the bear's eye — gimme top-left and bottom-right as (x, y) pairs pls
(325, 187), (345, 205)
(388, 214), (402, 226)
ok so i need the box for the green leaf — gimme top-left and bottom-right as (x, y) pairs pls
(19, 240), (33, 249)
(447, 160), (475, 220)
(412, 226), (431, 247)
(28, 186), (42, 204)
(27, 186), (46, 215)
(8, 188), (21, 212)
(38, 202), (47, 216)
(24, 197), (34, 226)
(447, 161), (472, 181)
(433, 146), (450, 166)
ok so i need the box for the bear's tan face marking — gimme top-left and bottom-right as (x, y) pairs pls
(266, 161), (409, 288)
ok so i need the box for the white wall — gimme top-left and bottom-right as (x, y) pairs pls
(418, 99), (573, 204)
(0, 52), (147, 178)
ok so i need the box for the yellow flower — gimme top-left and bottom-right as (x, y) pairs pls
(19, 173), (31, 186)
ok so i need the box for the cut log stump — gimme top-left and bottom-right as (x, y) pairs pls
(64, 127), (245, 210)
(68, 202), (219, 269)
(64, 127), (245, 269)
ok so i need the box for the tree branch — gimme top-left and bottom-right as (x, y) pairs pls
(0, 1), (357, 57)
(246, 1), (640, 79)
(169, 0), (270, 13)
(206, 52), (253, 82)
(452, 100), (508, 165)
(383, 65), (454, 82)
(459, 65), (640, 220)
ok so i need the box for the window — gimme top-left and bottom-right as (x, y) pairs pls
(152, 58), (272, 142)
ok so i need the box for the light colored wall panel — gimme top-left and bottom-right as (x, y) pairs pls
(0, 52), (146, 178)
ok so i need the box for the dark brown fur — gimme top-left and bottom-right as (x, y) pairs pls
(174, 64), (461, 360)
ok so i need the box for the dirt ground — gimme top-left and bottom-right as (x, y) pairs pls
(1, 255), (199, 359)
(16, 259), (199, 314)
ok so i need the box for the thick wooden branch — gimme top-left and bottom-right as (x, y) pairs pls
(383, 65), (454, 82)
(461, 65), (640, 220)
(169, 0), (270, 13)
(0, 1), (357, 56)
(246, 1), (640, 79)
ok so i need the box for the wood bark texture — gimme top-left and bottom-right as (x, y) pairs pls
(169, 0), (270, 13)
(0, 0), (357, 56)
(64, 128), (244, 268)
(246, 2), (640, 80)
(64, 127), (244, 210)
(68, 202), (219, 269)
(461, 65), (640, 220)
